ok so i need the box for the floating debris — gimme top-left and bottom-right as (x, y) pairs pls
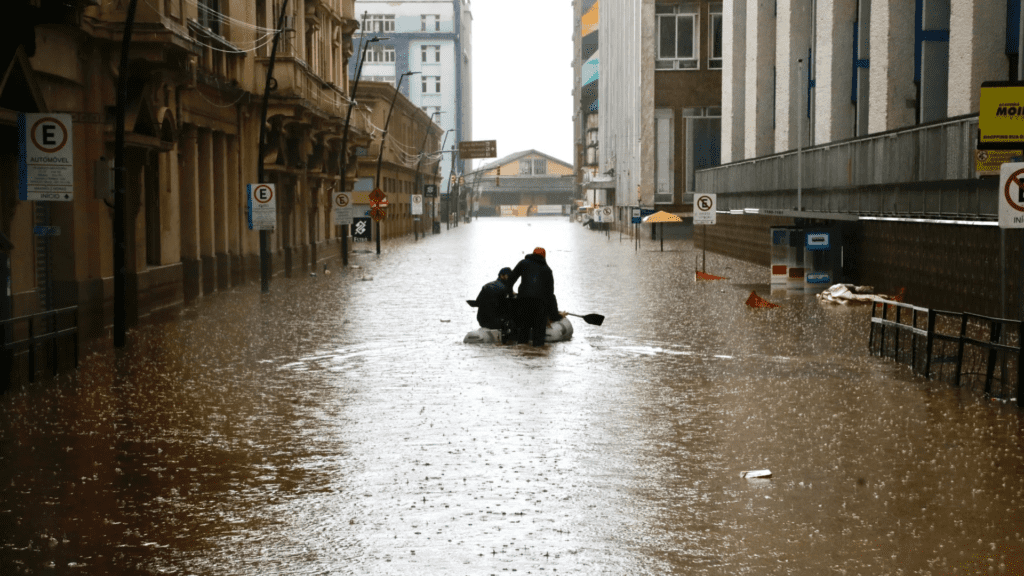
(740, 469), (772, 479)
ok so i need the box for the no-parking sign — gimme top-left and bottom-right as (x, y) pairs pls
(999, 163), (1024, 228)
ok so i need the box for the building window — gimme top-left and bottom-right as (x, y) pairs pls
(709, 4), (723, 69)
(421, 45), (441, 63)
(367, 14), (395, 33)
(422, 14), (440, 32)
(367, 45), (395, 63)
(198, 0), (221, 35)
(682, 107), (721, 192)
(364, 75), (395, 84)
(533, 159), (546, 175)
(422, 105), (442, 117)
(422, 75), (441, 93)
(656, 4), (699, 70)
(519, 159), (533, 175)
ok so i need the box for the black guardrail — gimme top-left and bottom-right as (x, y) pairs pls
(869, 299), (1022, 408)
(1, 306), (78, 383)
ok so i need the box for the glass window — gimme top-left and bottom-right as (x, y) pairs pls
(422, 76), (441, 93)
(533, 159), (546, 175)
(656, 5), (699, 70)
(421, 14), (440, 31)
(367, 14), (395, 33)
(519, 160), (532, 175)
(368, 45), (395, 63)
(709, 8), (723, 69)
(421, 45), (441, 63)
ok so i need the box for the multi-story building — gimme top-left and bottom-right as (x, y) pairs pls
(470, 150), (575, 217)
(597, 0), (723, 224)
(573, 0), (601, 202)
(1, 1), (443, 382)
(697, 0), (1020, 315)
(351, 0), (472, 200)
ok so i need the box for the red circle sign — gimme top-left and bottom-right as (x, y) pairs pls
(253, 185), (274, 204)
(1004, 169), (1024, 213)
(31, 117), (69, 154)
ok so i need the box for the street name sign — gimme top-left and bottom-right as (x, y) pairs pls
(333, 192), (352, 226)
(18, 113), (74, 201)
(458, 140), (497, 159)
(694, 193), (717, 225)
(247, 183), (277, 230)
(999, 162), (1024, 228)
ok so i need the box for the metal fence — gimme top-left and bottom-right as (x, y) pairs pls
(1, 306), (79, 384)
(697, 115), (992, 220)
(869, 299), (1022, 407)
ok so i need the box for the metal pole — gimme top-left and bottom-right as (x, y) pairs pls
(414, 111), (441, 242)
(257, 0), (291, 294)
(446, 145), (456, 230)
(338, 17), (380, 266)
(114, 0), (140, 348)
(374, 71), (419, 256)
(797, 58), (804, 212)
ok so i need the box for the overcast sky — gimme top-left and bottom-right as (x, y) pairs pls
(469, 0), (575, 169)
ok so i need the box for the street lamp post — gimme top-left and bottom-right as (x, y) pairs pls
(414, 110), (442, 241)
(433, 129), (454, 233)
(338, 27), (386, 267)
(374, 70), (420, 255)
(257, 0), (292, 294)
(446, 145), (458, 230)
(113, 0), (141, 347)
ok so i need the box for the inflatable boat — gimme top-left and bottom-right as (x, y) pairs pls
(463, 316), (574, 344)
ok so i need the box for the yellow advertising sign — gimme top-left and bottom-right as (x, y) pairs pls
(979, 83), (1024, 148)
(976, 149), (1024, 176)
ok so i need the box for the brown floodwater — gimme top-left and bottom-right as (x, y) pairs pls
(1, 218), (1022, 575)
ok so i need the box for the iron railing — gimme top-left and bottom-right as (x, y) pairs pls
(869, 299), (1022, 407)
(1, 306), (79, 383)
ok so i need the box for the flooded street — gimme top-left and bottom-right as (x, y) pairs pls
(2, 218), (1023, 575)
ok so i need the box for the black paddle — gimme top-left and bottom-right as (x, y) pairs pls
(563, 312), (605, 326)
(469, 301), (604, 327)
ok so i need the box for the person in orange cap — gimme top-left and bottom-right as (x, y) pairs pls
(507, 247), (560, 346)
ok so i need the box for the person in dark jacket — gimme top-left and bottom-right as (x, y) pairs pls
(507, 247), (560, 346)
(475, 267), (514, 332)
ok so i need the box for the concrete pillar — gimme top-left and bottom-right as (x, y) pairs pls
(158, 145), (180, 266)
(775, 0), (813, 153)
(212, 132), (229, 290)
(868, 1), (915, 133)
(226, 135), (242, 285)
(744, 0), (776, 159)
(948, 0), (1007, 116)
(197, 128), (216, 295)
(179, 125), (200, 303)
(813, 0), (857, 144)
(722, 0), (747, 164)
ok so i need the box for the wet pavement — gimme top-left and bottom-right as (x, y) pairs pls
(2, 218), (1023, 575)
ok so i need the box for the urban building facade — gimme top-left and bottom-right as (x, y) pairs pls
(351, 0), (472, 199)
(696, 0), (1021, 316)
(352, 81), (444, 239)
(595, 0), (723, 223)
(470, 150), (574, 217)
(573, 0), (600, 201)
(1, 0), (442, 382)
